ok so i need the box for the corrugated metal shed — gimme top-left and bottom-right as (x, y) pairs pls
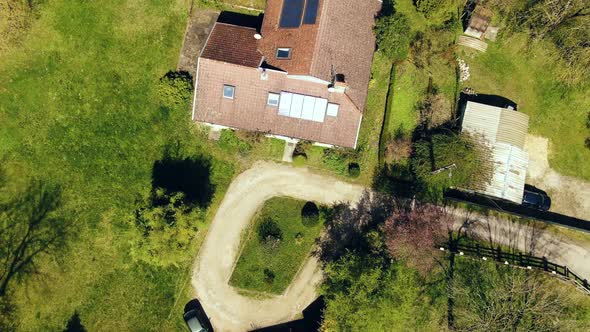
(461, 101), (530, 204)
(487, 143), (529, 204)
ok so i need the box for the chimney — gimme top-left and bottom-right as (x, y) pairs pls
(330, 74), (347, 93)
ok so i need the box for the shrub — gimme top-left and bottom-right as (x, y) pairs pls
(257, 218), (283, 243)
(218, 129), (251, 155)
(374, 13), (412, 62)
(292, 154), (307, 167)
(294, 140), (313, 156)
(411, 133), (492, 201)
(294, 232), (304, 244)
(348, 163), (361, 178)
(157, 71), (193, 108)
(263, 268), (275, 284)
(301, 201), (320, 227)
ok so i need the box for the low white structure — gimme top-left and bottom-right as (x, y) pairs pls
(461, 101), (530, 204)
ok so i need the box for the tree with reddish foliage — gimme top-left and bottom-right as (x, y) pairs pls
(382, 201), (450, 274)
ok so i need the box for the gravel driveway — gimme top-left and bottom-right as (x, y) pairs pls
(192, 162), (364, 332)
(192, 161), (590, 331)
(524, 134), (590, 221)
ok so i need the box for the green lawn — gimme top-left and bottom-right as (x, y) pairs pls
(230, 197), (324, 295)
(0, 1), (281, 331)
(463, 34), (590, 181)
(219, 0), (266, 10)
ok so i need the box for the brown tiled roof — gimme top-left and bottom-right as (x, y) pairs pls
(201, 23), (263, 68)
(310, 0), (381, 110)
(194, 58), (362, 148)
(257, 0), (380, 111)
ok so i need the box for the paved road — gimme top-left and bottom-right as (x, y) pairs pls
(192, 162), (590, 332)
(192, 162), (364, 332)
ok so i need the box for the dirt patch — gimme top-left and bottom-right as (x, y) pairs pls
(177, 9), (219, 75)
(524, 134), (590, 221)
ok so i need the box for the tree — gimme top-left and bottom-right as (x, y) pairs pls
(0, 180), (71, 296)
(130, 191), (202, 267)
(383, 201), (449, 274)
(314, 192), (392, 263)
(321, 254), (444, 332)
(453, 261), (580, 332)
(375, 13), (412, 63)
(411, 132), (493, 201)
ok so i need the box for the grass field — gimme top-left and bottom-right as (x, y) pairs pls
(462, 34), (590, 181)
(0, 1), (283, 331)
(230, 197), (324, 294)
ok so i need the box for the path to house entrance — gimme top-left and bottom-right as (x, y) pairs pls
(192, 162), (364, 332)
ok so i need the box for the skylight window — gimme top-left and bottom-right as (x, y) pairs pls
(277, 91), (327, 123)
(327, 103), (340, 117)
(276, 48), (292, 59)
(223, 85), (235, 99)
(267, 93), (280, 107)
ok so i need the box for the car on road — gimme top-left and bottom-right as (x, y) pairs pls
(183, 299), (212, 332)
(522, 190), (551, 211)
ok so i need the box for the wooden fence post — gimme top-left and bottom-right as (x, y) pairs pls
(543, 256), (548, 272)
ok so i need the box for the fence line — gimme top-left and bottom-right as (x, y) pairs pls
(440, 242), (590, 295)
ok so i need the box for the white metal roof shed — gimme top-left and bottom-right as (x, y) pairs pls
(461, 101), (530, 204)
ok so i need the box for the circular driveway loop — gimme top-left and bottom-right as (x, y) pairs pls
(192, 161), (365, 332)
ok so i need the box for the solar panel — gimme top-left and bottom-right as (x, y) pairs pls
(303, 0), (319, 24)
(280, 0), (305, 28)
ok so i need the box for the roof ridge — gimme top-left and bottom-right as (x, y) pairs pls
(215, 21), (258, 30)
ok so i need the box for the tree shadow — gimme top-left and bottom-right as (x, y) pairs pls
(63, 311), (86, 332)
(0, 179), (70, 296)
(250, 296), (325, 332)
(151, 145), (215, 209)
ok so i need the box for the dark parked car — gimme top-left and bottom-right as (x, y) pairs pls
(183, 299), (213, 332)
(522, 190), (551, 211)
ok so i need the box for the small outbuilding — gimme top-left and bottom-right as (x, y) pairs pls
(465, 5), (493, 39)
(461, 101), (530, 204)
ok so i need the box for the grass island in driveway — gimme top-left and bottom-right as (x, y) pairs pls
(230, 197), (326, 295)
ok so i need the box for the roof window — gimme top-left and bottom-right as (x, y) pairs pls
(223, 85), (235, 99)
(276, 48), (292, 59)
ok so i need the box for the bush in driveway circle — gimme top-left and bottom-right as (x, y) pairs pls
(301, 201), (320, 227)
(263, 268), (275, 284)
(348, 163), (361, 178)
(257, 218), (283, 243)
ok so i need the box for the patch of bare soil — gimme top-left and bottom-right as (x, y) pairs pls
(524, 134), (590, 221)
(177, 8), (219, 75)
